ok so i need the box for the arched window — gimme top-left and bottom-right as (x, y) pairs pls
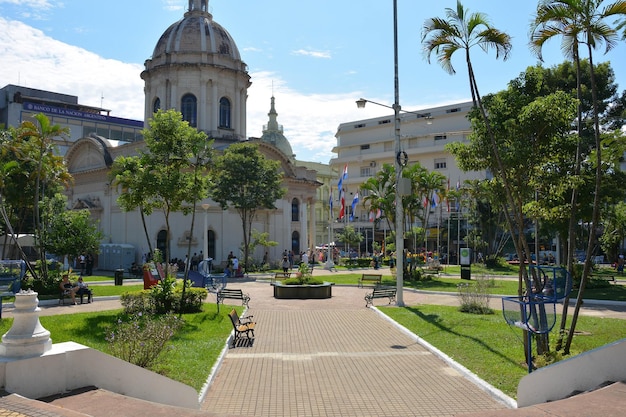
(291, 198), (300, 222)
(207, 230), (216, 259)
(153, 97), (161, 114)
(291, 231), (300, 256)
(219, 97), (231, 128)
(181, 94), (197, 127)
(157, 230), (168, 263)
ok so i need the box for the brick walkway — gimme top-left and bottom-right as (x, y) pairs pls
(0, 269), (624, 416)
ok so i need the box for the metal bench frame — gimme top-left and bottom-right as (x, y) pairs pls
(216, 288), (250, 312)
(359, 273), (382, 288)
(228, 309), (255, 347)
(365, 286), (397, 307)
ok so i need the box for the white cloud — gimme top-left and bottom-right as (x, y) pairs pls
(291, 49), (331, 59)
(0, 0), (54, 8)
(0, 17), (145, 119)
(0, 17), (390, 164)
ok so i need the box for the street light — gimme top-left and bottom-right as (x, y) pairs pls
(357, 0), (406, 306)
(201, 203), (210, 261)
(356, 98), (433, 124)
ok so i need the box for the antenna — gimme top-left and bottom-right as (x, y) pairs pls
(100, 92), (104, 108)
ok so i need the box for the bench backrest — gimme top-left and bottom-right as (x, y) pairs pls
(228, 309), (240, 326)
(220, 288), (243, 297)
(0, 260), (25, 294)
(362, 274), (382, 280)
(373, 287), (396, 295)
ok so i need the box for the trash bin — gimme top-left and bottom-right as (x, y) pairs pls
(461, 265), (471, 280)
(114, 269), (124, 286)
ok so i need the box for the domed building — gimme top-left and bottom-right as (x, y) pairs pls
(60, 0), (321, 270)
(141, 0), (250, 144)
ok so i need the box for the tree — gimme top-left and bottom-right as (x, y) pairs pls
(211, 143), (285, 273)
(360, 163), (397, 233)
(109, 156), (154, 256)
(41, 193), (103, 267)
(422, 2), (532, 282)
(335, 225), (364, 255)
(14, 114), (71, 280)
(130, 109), (210, 264)
(530, 0), (626, 354)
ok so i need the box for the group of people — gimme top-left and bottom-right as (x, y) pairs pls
(60, 273), (92, 305)
(77, 253), (94, 276)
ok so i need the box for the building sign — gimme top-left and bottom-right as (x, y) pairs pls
(23, 102), (143, 128)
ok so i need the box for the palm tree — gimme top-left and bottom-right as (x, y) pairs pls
(18, 114), (70, 280)
(422, 2), (535, 287)
(530, 0), (626, 354)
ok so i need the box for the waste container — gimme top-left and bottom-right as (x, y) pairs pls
(461, 265), (471, 280)
(114, 269), (124, 286)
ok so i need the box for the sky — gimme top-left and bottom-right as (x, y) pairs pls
(1, 0), (625, 164)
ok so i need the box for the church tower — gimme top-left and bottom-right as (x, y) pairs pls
(141, 0), (251, 143)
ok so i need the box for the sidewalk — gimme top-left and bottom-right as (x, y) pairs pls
(0, 268), (624, 416)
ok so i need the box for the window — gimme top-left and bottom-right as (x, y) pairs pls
(434, 134), (447, 141)
(207, 230), (216, 259)
(181, 94), (197, 127)
(291, 231), (300, 255)
(360, 144), (370, 150)
(434, 158), (447, 170)
(219, 97), (231, 128)
(291, 198), (300, 221)
(153, 97), (161, 114)
(360, 167), (373, 177)
(157, 230), (168, 262)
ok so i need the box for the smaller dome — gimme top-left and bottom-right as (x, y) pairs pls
(151, 6), (241, 62)
(260, 97), (295, 159)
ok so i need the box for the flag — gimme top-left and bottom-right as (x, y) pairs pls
(350, 192), (359, 221)
(369, 210), (375, 222)
(376, 208), (382, 219)
(339, 190), (346, 220)
(431, 190), (440, 208)
(337, 164), (348, 194)
(456, 179), (461, 211)
(329, 189), (333, 211)
(446, 178), (451, 212)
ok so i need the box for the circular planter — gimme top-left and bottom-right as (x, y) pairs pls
(272, 282), (334, 299)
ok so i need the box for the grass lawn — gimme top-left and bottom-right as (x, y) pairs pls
(380, 304), (626, 398)
(0, 303), (241, 391)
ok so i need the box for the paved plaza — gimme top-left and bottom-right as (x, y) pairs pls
(0, 268), (624, 416)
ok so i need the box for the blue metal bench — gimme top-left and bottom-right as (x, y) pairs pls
(0, 260), (25, 318)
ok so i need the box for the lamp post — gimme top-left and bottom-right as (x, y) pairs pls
(201, 203), (210, 261)
(356, 0), (405, 306)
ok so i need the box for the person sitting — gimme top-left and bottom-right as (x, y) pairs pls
(60, 274), (79, 305)
(76, 275), (92, 303)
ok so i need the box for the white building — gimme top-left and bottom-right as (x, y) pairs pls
(330, 101), (487, 258)
(3, 0), (320, 270)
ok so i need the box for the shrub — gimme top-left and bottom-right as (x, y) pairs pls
(105, 312), (184, 368)
(120, 282), (207, 315)
(458, 275), (494, 315)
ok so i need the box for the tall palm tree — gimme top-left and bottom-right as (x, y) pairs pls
(18, 114), (69, 280)
(530, 0), (626, 354)
(422, 2), (534, 287)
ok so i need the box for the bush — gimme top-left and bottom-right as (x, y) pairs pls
(120, 280), (207, 315)
(105, 312), (184, 368)
(457, 275), (494, 315)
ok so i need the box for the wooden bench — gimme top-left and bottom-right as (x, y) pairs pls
(359, 273), (382, 288)
(228, 309), (256, 347)
(365, 286), (397, 307)
(272, 272), (291, 283)
(216, 288), (250, 312)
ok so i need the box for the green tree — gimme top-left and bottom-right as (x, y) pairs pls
(14, 114), (71, 280)
(360, 163), (396, 233)
(130, 109), (211, 264)
(41, 193), (103, 267)
(211, 143), (285, 273)
(109, 156), (154, 256)
(422, 2), (531, 283)
(335, 225), (364, 255)
(530, 0), (626, 354)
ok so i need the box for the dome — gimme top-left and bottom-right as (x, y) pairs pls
(260, 96), (295, 159)
(151, 1), (242, 64)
